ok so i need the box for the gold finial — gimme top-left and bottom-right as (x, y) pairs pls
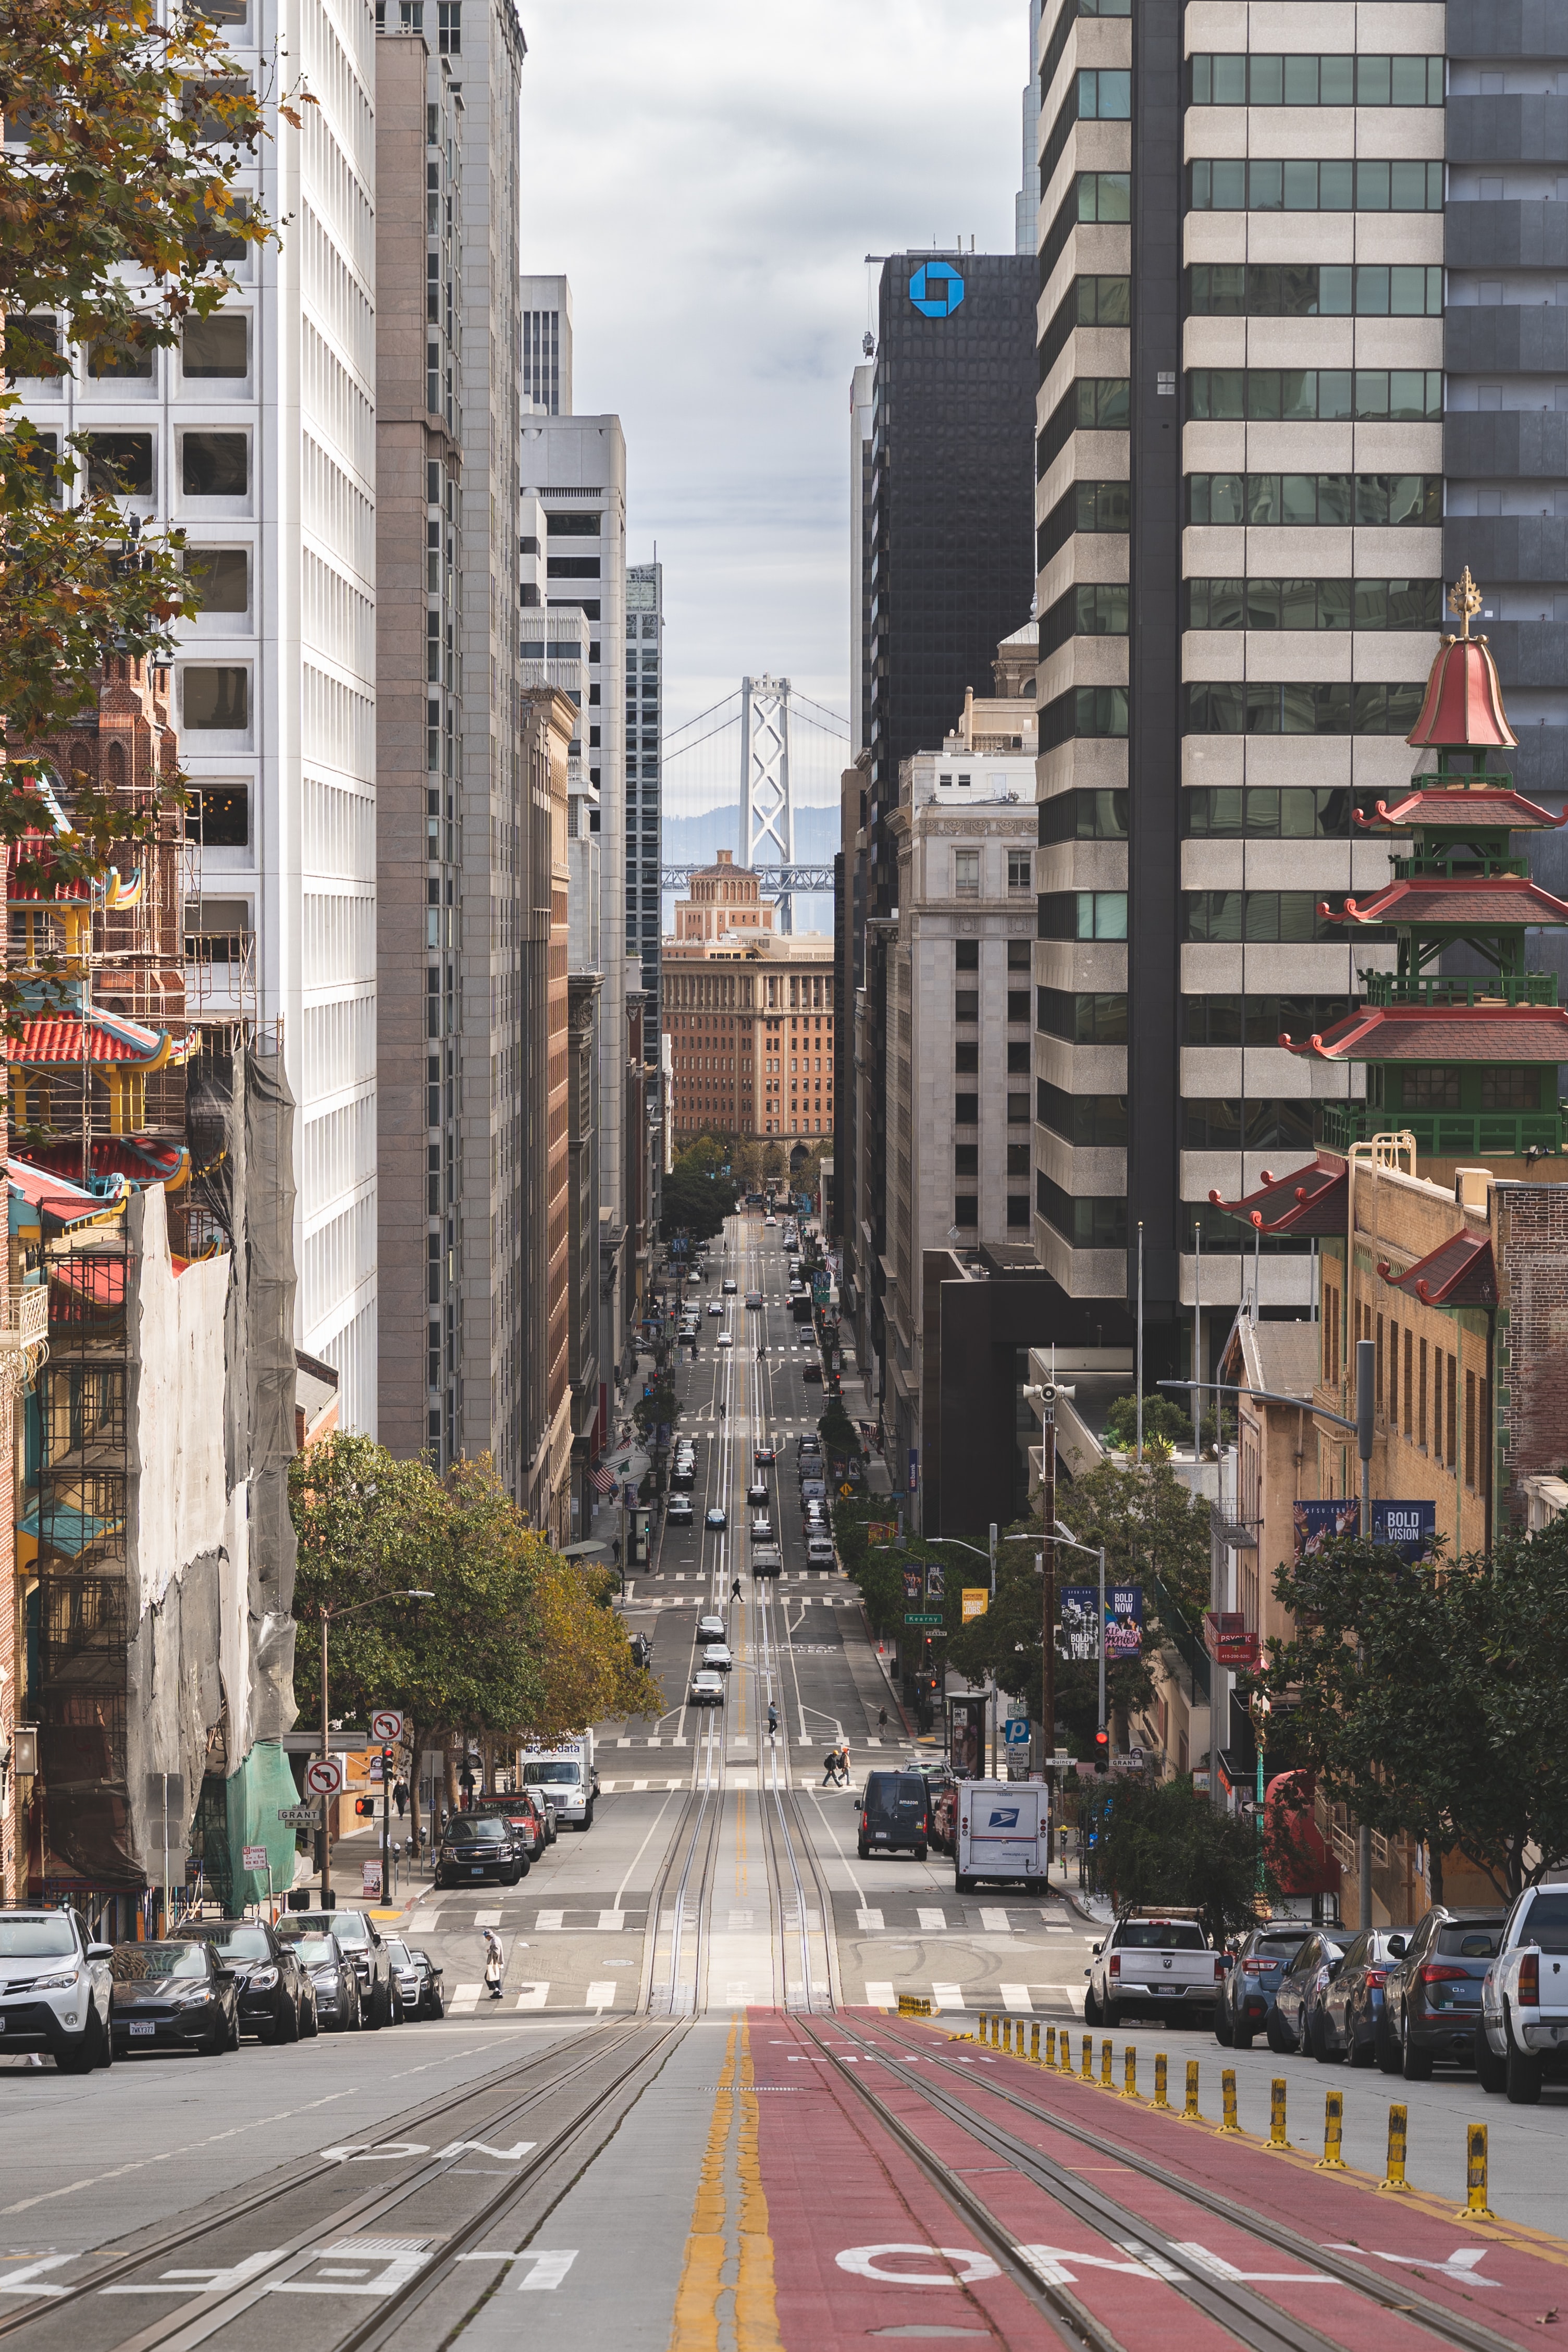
(1448, 568), (1484, 641)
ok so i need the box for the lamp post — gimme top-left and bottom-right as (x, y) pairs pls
(1053, 1520), (1107, 1759)
(1249, 1686), (1271, 1894)
(318, 1590), (434, 1906)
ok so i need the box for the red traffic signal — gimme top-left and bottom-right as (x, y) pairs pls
(353, 1795), (375, 1818)
(1094, 1727), (1109, 1777)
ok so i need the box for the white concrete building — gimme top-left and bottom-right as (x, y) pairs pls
(9, 0), (381, 1427)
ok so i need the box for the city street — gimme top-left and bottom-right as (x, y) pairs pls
(0, 1215), (1562, 2347)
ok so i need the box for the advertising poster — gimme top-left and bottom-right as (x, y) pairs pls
(961, 1586), (989, 1622)
(1058, 1586), (1143, 1659)
(904, 1567), (924, 1604)
(1104, 1585), (1143, 1656)
(1059, 1587), (1100, 1660)
(1292, 1498), (1438, 1563)
(949, 1694), (986, 1778)
(1293, 1498), (1359, 1556)
(926, 1561), (945, 1601)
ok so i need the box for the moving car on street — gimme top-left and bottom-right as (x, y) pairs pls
(722, 1277), (738, 1294)
(1479, 1884), (1568, 2102)
(668, 1496), (694, 1525)
(746, 1482), (770, 1507)
(174, 1917), (315, 2043)
(0, 1907), (113, 2072)
(1384, 1903), (1505, 2079)
(689, 1669), (725, 1706)
(277, 1907), (398, 2026)
(110, 1939), (238, 2059)
(754, 1443), (777, 1464)
(1215, 1922), (1312, 2049)
(859, 1768), (932, 1861)
(706, 1506), (727, 1529)
(292, 1932), (363, 2031)
(702, 1642), (733, 1672)
(745, 1291), (762, 1308)
(1085, 1906), (1222, 2029)
(697, 1612), (726, 1642)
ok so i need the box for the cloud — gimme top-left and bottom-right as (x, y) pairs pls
(517, 0), (1027, 793)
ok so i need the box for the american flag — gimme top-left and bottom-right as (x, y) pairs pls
(589, 1463), (618, 1496)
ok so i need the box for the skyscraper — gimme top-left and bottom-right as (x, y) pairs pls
(521, 274), (573, 417)
(626, 560), (665, 1051)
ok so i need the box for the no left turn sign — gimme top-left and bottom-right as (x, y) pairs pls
(305, 1756), (344, 1797)
(371, 1710), (406, 1744)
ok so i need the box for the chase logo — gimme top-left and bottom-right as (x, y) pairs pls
(986, 1806), (1020, 1829)
(909, 260), (965, 318)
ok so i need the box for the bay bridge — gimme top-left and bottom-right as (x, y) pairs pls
(658, 674), (849, 932)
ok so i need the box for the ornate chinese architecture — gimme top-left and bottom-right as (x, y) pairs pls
(1282, 569), (1568, 1164)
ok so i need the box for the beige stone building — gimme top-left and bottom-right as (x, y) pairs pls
(521, 687), (574, 1541)
(664, 860), (834, 1147)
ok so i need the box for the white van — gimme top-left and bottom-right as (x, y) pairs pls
(806, 1534), (836, 1569)
(520, 1737), (596, 1830)
(954, 1778), (1050, 1893)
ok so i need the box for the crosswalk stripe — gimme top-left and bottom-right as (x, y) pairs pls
(865, 1980), (896, 2007)
(932, 1982), (965, 2011)
(514, 1983), (548, 2010)
(586, 1981), (617, 2007)
(1000, 1984), (1033, 2012)
(449, 1982), (481, 2013)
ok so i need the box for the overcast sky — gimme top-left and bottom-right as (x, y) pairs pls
(517, 1), (1028, 802)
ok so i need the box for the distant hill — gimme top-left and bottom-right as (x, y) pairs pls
(659, 804), (839, 929)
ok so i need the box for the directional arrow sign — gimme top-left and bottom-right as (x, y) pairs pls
(304, 1756), (344, 1797)
(371, 1709), (406, 1744)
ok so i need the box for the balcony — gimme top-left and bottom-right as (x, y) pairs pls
(1318, 1101), (1564, 1158)
(1361, 972), (1558, 1008)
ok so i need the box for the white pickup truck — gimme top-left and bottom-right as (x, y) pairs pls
(1478, 1885), (1568, 2103)
(1084, 1906), (1225, 2028)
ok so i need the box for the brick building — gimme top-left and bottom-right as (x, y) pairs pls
(664, 858), (835, 1148)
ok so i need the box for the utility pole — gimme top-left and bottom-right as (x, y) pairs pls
(320, 1615), (331, 1906)
(1040, 1405), (1056, 1768)
(1356, 1336), (1375, 1930)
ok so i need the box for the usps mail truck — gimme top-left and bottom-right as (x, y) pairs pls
(955, 1779), (1050, 1893)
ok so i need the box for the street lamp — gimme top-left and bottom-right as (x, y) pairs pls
(1054, 1520), (1108, 1763)
(318, 1590), (434, 1905)
(1249, 1686), (1271, 1893)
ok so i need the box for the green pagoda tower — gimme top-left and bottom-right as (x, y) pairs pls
(1283, 569), (1568, 1165)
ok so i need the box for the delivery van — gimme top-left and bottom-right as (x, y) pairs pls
(954, 1778), (1050, 1893)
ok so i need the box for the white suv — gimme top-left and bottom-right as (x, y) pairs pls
(0, 1907), (114, 2071)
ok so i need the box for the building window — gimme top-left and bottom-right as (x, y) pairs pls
(189, 784), (249, 846)
(182, 666), (248, 731)
(83, 432), (154, 497)
(955, 990), (980, 1022)
(1185, 578), (1441, 632)
(955, 1042), (979, 1075)
(954, 1093), (979, 1126)
(1190, 53), (1444, 107)
(1190, 158), (1443, 213)
(955, 939), (979, 972)
(1006, 1042), (1030, 1075)
(1007, 1093), (1030, 1125)
(953, 849), (980, 896)
(1007, 1196), (1030, 1228)
(1187, 473), (1440, 528)
(1186, 368), (1443, 423)
(184, 547), (249, 612)
(954, 1143), (979, 1176)
(181, 431), (248, 495)
(181, 313), (249, 378)
(1036, 1175), (1128, 1250)
(1184, 681), (1426, 736)
(1189, 261), (1444, 318)
(437, 0), (460, 50)
(1007, 852), (1032, 893)
(954, 1195), (979, 1228)
(1037, 891), (1128, 942)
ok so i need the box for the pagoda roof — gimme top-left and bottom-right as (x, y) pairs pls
(1407, 574), (1518, 749)
(1282, 1003), (1568, 1063)
(6, 1157), (127, 1234)
(1324, 874), (1568, 930)
(1378, 1231), (1497, 1308)
(1207, 1154), (1348, 1235)
(4, 1009), (193, 1070)
(1354, 785), (1565, 834)
(23, 1137), (190, 1193)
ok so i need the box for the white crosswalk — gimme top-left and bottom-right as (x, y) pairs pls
(857, 1981), (1088, 2015)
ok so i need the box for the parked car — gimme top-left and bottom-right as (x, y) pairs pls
(1215, 1924), (1312, 2049)
(110, 1939), (239, 2058)
(1268, 1929), (1354, 2054)
(290, 1932), (362, 2031)
(1085, 1910), (1221, 2029)
(407, 1946), (445, 2019)
(858, 1768), (931, 1861)
(689, 1670), (725, 1706)
(670, 1466), (695, 1492)
(706, 1506), (727, 1529)
(277, 1907), (399, 2026)
(0, 1906), (114, 2072)
(697, 1612), (726, 1642)
(1315, 1925), (1411, 2065)
(174, 1917), (316, 2043)
(382, 1936), (422, 2019)
(1384, 1904), (1507, 2078)
(1478, 1883), (1568, 2102)
(702, 1642), (733, 1673)
(434, 1813), (526, 1890)
(471, 1791), (544, 1866)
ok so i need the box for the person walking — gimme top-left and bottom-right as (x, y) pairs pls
(877, 1707), (888, 1741)
(821, 1746), (841, 1786)
(483, 1929), (504, 2001)
(393, 1779), (409, 1819)
(767, 1701), (779, 1743)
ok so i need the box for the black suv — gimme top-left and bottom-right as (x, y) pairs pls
(277, 1907), (399, 2027)
(175, 1917), (316, 2043)
(858, 1770), (931, 1861)
(436, 1813), (525, 1889)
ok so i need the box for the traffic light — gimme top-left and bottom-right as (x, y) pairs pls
(382, 1746), (395, 1776)
(1094, 1727), (1109, 1777)
(354, 1795), (375, 1818)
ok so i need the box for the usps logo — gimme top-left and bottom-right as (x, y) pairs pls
(986, 1806), (1020, 1829)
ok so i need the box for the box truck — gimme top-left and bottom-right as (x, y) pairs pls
(955, 1778), (1050, 1893)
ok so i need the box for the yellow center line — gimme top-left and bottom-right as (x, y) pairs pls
(666, 2020), (736, 2351)
(737, 2015), (783, 2348)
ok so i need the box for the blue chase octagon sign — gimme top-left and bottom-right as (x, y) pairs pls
(909, 260), (966, 318)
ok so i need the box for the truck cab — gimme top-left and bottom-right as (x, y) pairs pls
(1479, 1885), (1568, 2103)
(520, 1738), (596, 1831)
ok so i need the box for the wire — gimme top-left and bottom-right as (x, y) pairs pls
(661, 691), (743, 745)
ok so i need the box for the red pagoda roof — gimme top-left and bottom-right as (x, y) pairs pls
(1354, 786), (1565, 834)
(5, 1009), (189, 1069)
(23, 1137), (190, 1192)
(1207, 1154), (1348, 1234)
(1406, 573), (1518, 750)
(6, 1157), (127, 1233)
(1282, 1004), (1568, 1063)
(1378, 1232), (1497, 1308)
(1324, 875), (1568, 930)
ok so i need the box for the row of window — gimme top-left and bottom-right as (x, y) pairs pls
(954, 939), (1033, 975)
(1190, 53), (1444, 108)
(953, 849), (1033, 894)
(955, 1143), (1033, 1178)
(8, 312), (251, 381)
(1038, 890), (1389, 942)
(1041, 685), (1129, 747)
(1038, 679), (1426, 748)
(956, 1093), (1032, 1126)
(1188, 367), (1443, 422)
(25, 429), (250, 500)
(953, 1195), (1033, 1231)
(956, 1040), (1032, 1074)
(1039, 68), (1131, 189)
(1187, 473), (1440, 528)
(1039, 0), (1130, 115)
(1189, 262), (1444, 318)
(1036, 1085), (1320, 1153)
(1190, 158), (1444, 213)
(956, 990), (1033, 1024)
(1036, 1175), (1127, 1252)
(1035, 990), (1363, 1046)
(1042, 581), (1130, 648)
(1186, 576), (1441, 631)
(1038, 785), (1375, 843)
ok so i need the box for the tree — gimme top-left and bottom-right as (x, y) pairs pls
(1083, 1774), (1269, 1944)
(1263, 1518), (1568, 1901)
(1102, 1391), (1192, 1455)
(0, 0), (277, 952)
(660, 1138), (740, 1242)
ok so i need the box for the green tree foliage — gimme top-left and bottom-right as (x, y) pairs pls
(1082, 1774), (1269, 1944)
(0, 0), (277, 933)
(1102, 1390), (1192, 1454)
(660, 1137), (740, 1242)
(1263, 1519), (1568, 1900)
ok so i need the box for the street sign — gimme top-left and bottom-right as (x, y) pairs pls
(278, 1804), (320, 1827)
(241, 1844), (269, 1871)
(304, 1756), (344, 1798)
(1002, 1717), (1031, 1747)
(370, 1709), (406, 1744)
(903, 1610), (942, 1627)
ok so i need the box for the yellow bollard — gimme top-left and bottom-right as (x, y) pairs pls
(1045, 2025), (1055, 2066)
(1153, 2052), (1170, 2111)
(1219, 2066), (1242, 2136)
(1380, 2102), (1410, 2193)
(983, 2013), (994, 2047)
(1015, 2018), (1026, 2057)
(1030, 2022), (1040, 2064)
(1183, 2059), (1201, 2122)
(1457, 2122), (1495, 2221)
(1080, 2033), (1093, 2080)
(1100, 2036), (1114, 2087)
(1317, 2090), (1347, 2171)
(1267, 2076), (1290, 2152)
(1121, 2045), (1139, 2100)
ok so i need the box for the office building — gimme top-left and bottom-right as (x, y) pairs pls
(374, 29), (465, 1463)
(626, 561), (665, 1054)
(841, 249), (1035, 1421)
(8, 0), (381, 1426)
(520, 683), (575, 1538)
(665, 859), (835, 1148)
(1030, 0), (1455, 1375)
(521, 273), (573, 416)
